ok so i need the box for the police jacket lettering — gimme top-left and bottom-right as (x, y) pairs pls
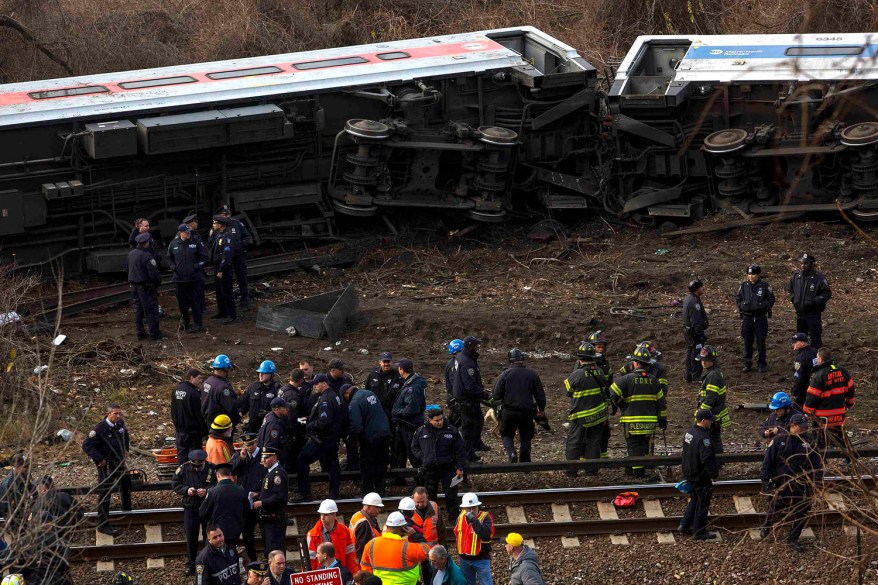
(412, 421), (467, 469)
(195, 543), (239, 585)
(171, 380), (207, 435)
(168, 235), (208, 282)
(682, 424), (719, 484)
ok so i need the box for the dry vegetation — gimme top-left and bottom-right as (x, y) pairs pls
(2, 0), (878, 83)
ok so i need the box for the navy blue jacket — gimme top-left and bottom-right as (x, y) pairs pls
(682, 293), (708, 340)
(82, 418), (130, 466)
(230, 447), (268, 495)
(172, 380), (207, 436)
(168, 235), (208, 282)
(225, 218), (253, 252)
(788, 269), (832, 314)
(452, 350), (486, 402)
(257, 411), (289, 455)
(760, 433), (822, 487)
(792, 346), (818, 403)
(208, 230), (236, 272)
(258, 463), (288, 516)
(758, 403), (803, 439)
(306, 389), (342, 442)
(444, 357), (457, 402)
(681, 424), (718, 485)
(128, 227), (162, 263)
(327, 371), (354, 395)
(127, 246), (161, 285)
(736, 279), (775, 317)
(347, 388), (391, 441)
(492, 363), (546, 412)
(202, 375), (239, 426)
(364, 366), (404, 418)
(172, 461), (215, 508)
(392, 373), (427, 429)
(239, 379), (282, 432)
(411, 421), (467, 469)
(195, 542), (240, 585)
(199, 479), (249, 541)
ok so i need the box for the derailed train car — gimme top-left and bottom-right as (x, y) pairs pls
(0, 27), (876, 270)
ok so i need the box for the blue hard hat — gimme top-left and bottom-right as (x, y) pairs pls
(256, 360), (276, 374)
(769, 391), (791, 410)
(448, 339), (464, 355)
(211, 354), (232, 369)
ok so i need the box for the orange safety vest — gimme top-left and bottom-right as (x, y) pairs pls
(454, 511), (493, 556)
(205, 435), (232, 466)
(307, 519), (359, 575)
(412, 502), (439, 546)
(360, 533), (429, 585)
(350, 510), (381, 539)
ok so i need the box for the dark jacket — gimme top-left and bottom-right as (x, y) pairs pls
(258, 463), (288, 516)
(736, 278), (775, 317)
(327, 371), (354, 395)
(199, 478), (249, 542)
(492, 363), (546, 413)
(195, 543), (240, 585)
(791, 346), (818, 404)
(787, 268), (831, 314)
(610, 368), (666, 435)
(202, 374), (239, 427)
(324, 560), (351, 585)
(364, 366), (404, 418)
(619, 360), (668, 398)
(128, 227), (162, 262)
(392, 373), (427, 429)
(682, 423), (719, 485)
(208, 230), (237, 273)
(758, 403), (803, 440)
(172, 461), (214, 509)
(127, 246), (161, 285)
(168, 235), (208, 282)
(35, 489), (81, 527)
(267, 568), (297, 585)
(347, 388), (391, 441)
(411, 421), (467, 469)
(172, 380), (207, 436)
(509, 545), (545, 585)
(444, 356), (458, 402)
(563, 362), (609, 428)
(230, 447), (268, 495)
(225, 218), (253, 252)
(257, 411), (289, 455)
(0, 470), (34, 518)
(682, 292), (708, 341)
(803, 361), (855, 428)
(760, 433), (822, 488)
(240, 379), (282, 433)
(82, 418), (130, 466)
(452, 350), (486, 402)
(306, 389), (342, 443)
(697, 365), (730, 428)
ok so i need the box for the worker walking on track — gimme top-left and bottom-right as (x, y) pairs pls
(563, 342), (610, 476)
(491, 348), (546, 464)
(360, 511), (430, 585)
(306, 499), (358, 575)
(454, 493), (494, 585)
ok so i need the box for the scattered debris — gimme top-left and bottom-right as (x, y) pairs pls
(52, 334), (67, 346)
(33, 365), (49, 374)
(256, 285), (359, 340)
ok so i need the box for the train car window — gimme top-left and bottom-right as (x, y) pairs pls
(785, 46), (864, 56)
(376, 52), (410, 60)
(293, 56), (368, 70)
(28, 86), (109, 99)
(207, 66), (284, 80)
(119, 76), (197, 89)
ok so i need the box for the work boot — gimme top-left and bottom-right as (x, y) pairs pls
(507, 453), (518, 464)
(210, 313), (226, 320)
(677, 524), (693, 536)
(742, 364), (753, 373)
(185, 565), (195, 576)
(136, 331), (147, 340)
(150, 331), (166, 341)
(693, 531), (719, 541)
(97, 524), (119, 536)
(758, 365), (768, 373)
(759, 527), (770, 539)
(476, 442), (492, 452)
(788, 539), (805, 553)
(188, 326), (204, 334)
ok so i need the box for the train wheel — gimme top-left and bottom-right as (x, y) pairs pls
(703, 128), (749, 154)
(332, 200), (378, 217)
(468, 209), (507, 223)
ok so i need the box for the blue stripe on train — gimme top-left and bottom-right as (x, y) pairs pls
(684, 44), (878, 60)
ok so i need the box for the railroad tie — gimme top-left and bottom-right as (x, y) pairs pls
(550, 503), (581, 548)
(145, 524), (165, 569)
(94, 529), (115, 572)
(285, 518), (301, 562)
(826, 493), (857, 536)
(642, 499), (675, 544)
(595, 502), (629, 546)
(732, 496), (763, 541)
(505, 506), (536, 548)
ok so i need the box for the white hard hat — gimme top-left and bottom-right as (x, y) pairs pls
(386, 511), (408, 527)
(363, 492), (384, 507)
(317, 499), (339, 514)
(398, 496), (416, 511)
(460, 492), (482, 508)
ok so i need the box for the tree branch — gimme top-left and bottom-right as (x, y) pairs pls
(0, 15), (74, 76)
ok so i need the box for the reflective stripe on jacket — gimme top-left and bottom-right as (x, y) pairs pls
(695, 366), (730, 428)
(360, 533), (429, 585)
(803, 362), (855, 427)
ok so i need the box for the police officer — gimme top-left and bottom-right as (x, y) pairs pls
(200, 462), (249, 552)
(208, 215), (237, 324)
(202, 354), (239, 431)
(172, 368), (208, 464)
(258, 398), (291, 465)
(787, 253), (831, 349)
(803, 347), (856, 451)
(280, 368), (308, 465)
(172, 448), (214, 575)
(492, 348), (546, 464)
(326, 360), (357, 471)
(240, 361), (282, 434)
(760, 413), (822, 552)
(694, 345), (730, 455)
(736, 264), (776, 373)
(452, 336), (489, 462)
(230, 433), (268, 562)
(445, 339), (464, 426)
(254, 449), (288, 555)
(82, 403), (132, 536)
(363, 351), (404, 421)
(758, 392), (802, 441)
(411, 405), (467, 523)
(563, 343), (610, 476)
(391, 358), (427, 471)
(586, 331), (612, 385)
(293, 374), (342, 502)
(182, 214), (204, 245)
(128, 217), (161, 263)
(610, 344), (666, 479)
(168, 223), (208, 333)
(327, 359), (354, 394)
(679, 409), (719, 540)
(195, 524), (240, 585)
(790, 333), (817, 405)
(682, 279), (708, 383)
(215, 205), (253, 311)
(127, 232), (164, 341)
(344, 384), (391, 496)
(245, 560), (269, 585)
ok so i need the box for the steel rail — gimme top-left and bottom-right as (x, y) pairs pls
(58, 448), (878, 496)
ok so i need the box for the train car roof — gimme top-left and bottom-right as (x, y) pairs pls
(618, 33), (878, 84)
(0, 26), (585, 128)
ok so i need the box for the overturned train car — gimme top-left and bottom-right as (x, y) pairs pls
(0, 28), (876, 270)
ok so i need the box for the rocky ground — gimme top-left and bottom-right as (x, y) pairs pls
(10, 215), (878, 584)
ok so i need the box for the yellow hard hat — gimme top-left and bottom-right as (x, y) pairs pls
(505, 533), (524, 546)
(211, 414), (232, 430)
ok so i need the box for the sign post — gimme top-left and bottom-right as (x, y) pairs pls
(290, 567), (343, 585)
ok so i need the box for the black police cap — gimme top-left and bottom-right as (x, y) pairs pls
(182, 214), (198, 224)
(747, 264), (761, 275)
(688, 279), (703, 293)
(247, 561), (268, 574)
(135, 232), (151, 244)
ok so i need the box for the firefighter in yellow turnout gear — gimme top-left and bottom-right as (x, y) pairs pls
(563, 342), (611, 476)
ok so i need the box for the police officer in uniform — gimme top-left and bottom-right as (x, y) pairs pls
(128, 217), (162, 262)
(172, 449), (215, 575)
(82, 404), (132, 536)
(758, 392), (802, 441)
(610, 344), (666, 479)
(200, 462), (249, 553)
(258, 398), (291, 466)
(240, 360), (282, 434)
(492, 348), (546, 463)
(363, 351), (404, 422)
(391, 358), (427, 471)
(208, 215), (237, 324)
(195, 524), (240, 585)
(790, 333), (817, 405)
(411, 405), (467, 523)
(759, 413), (822, 552)
(293, 375), (342, 502)
(787, 253), (831, 349)
(452, 336), (489, 462)
(127, 232), (164, 340)
(202, 355), (239, 432)
(445, 339), (464, 426)
(230, 433), (268, 562)
(168, 223), (208, 333)
(694, 345), (730, 455)
(682, 279), (708, 383)
(182, 214), (204, 245)
(736, 264), (776, 372)
(344, 384), (391, 496)
(215, 205), (253, 311)
(563, 343), (610, 476)
(172, 368), (207, 464)
(280, 369), (308, 466)
(679, 410), (719, 540)
(253, 449), (288, 555)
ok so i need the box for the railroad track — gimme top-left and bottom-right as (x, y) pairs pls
(72, 477), (874, 565)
